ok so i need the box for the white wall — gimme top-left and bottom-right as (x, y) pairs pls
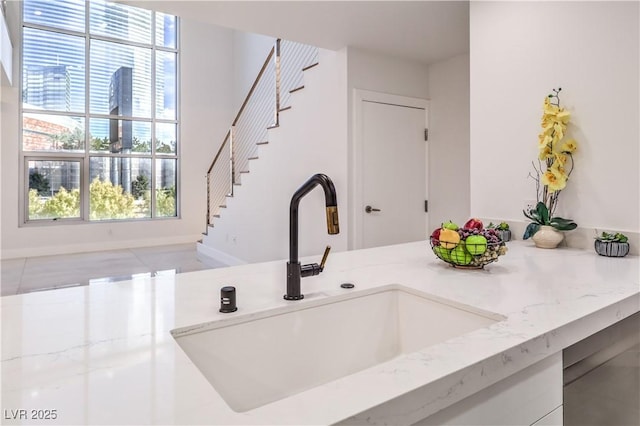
(0, 16), (236, 259)
(427, 54), (470, 231)
(470, 1), (639, 234)
(0, 7), (12, 86)
(346, 47), (430, 249)
(346, 47), (429, 100)
(231, 32), (275, 113)
(201, 48), (349, 263)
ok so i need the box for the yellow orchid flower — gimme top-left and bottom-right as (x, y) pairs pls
(538, 133), (553, 148)
(541, 169), (567, 192)
(553, 152), (568, 167)
(539, 145), (553, 160)
(541, 114), (556, 128)
(543, 98), (560, 117)
(527, 89), (578, 230)
(552, 166), (568, 184)
(561, 139), (578, 153)
(551, 161), (566, 176)
(553, 122), (565, 140)
(556, 109), (571, 124)
(541, 122), (555, 136)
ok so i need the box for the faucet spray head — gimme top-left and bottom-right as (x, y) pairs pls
(326, 206), (340, 235)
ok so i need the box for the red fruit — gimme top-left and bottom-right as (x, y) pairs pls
(430, 228), (441, 245)
(464, 218), (484, 230)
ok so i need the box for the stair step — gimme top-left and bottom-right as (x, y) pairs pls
(290, 85), (305, 94)
(213, 214), (221, 218)
(197, 239), (203, 244)
(233, 183), (241, 186)
(256, 141), (269, 146)
(239, 170), (250, 174)
(267, 124), (279, 130)
(248, 156), (259, 160)
(219, 205), (227, 208)
(302, 62), (319, 71)
(279, 106), (292, 113)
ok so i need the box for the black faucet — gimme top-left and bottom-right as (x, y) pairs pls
(285, 173), (340, 300)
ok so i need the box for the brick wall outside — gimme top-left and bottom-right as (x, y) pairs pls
(23, 116), (71, 151)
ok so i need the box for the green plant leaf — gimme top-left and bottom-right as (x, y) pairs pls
(595, 231), (628, 242)
(551, 221), (577, 231)
(549, 217), (577, 229)
(523, 208), (541, 223)
(523, 223), (540, 240)
(549, 217), (575, 225)
(536, 202), (549, 225)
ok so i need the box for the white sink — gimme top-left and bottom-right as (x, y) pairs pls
(172, 285), (502, 412)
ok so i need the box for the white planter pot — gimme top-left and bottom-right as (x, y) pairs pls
(532, 225), (564, 249)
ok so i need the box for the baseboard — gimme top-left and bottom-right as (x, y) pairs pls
(481, 219), (639, 256)
(196, 242), (247, 267)
(1, 234), (203, 260)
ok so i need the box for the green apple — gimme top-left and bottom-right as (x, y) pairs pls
(450, 244), (472, 265)
(442, 220), (459, 231)
(465, 235), (487, 255)
(434, 245), (452, 262)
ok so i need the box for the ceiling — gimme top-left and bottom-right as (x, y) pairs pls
(120, 1), (469, 65)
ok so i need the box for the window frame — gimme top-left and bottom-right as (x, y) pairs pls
(24, 155), (85, 223)
(19, 1), (180, 225)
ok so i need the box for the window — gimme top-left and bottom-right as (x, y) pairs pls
(21, 0), (178, 222)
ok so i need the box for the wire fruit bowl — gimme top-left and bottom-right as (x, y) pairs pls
(430, 228), (508, 269)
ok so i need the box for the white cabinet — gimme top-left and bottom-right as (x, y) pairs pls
(532, 405), (563, 426)
(415, 353), (563, 425)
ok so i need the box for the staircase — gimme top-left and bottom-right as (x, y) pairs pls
(199, 39), (321, 266)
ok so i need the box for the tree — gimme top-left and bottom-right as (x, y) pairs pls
(49, 127), (84, 150)
(29, 171), (50, 195)
(132, 137), (151, 153)
(28, 178), (172, 221)
(131, 174), (149, 199)
(42, 187), (80, 218)
(91, 136), (110, 151)
(156, 186), (176, 217)
(28, 189), (45, 218)
(156, 139), (175, 154)
(28, 187), (80, 219)
(89, 178), (135, 220)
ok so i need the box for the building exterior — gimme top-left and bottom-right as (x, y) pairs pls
(23, 64), (71, 111)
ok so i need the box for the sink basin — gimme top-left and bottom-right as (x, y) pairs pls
(172, 285), (502, 412)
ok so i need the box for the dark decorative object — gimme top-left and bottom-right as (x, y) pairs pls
(594, 231), (630, 258)
(497, 229), (512, 242)
(488, 222), (511, 242)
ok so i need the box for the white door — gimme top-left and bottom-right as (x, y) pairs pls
(359, 96), (427, 249)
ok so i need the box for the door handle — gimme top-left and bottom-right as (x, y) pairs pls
(365, 205), (381, 214)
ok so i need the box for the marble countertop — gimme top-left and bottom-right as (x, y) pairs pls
(2, 241), (639, 425)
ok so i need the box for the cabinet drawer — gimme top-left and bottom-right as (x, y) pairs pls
(415, 353), (562, 426)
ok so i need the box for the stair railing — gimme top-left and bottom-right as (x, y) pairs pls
(206, 39), (319, 227)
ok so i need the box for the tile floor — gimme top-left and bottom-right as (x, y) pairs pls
(1, 243), (226, 296)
